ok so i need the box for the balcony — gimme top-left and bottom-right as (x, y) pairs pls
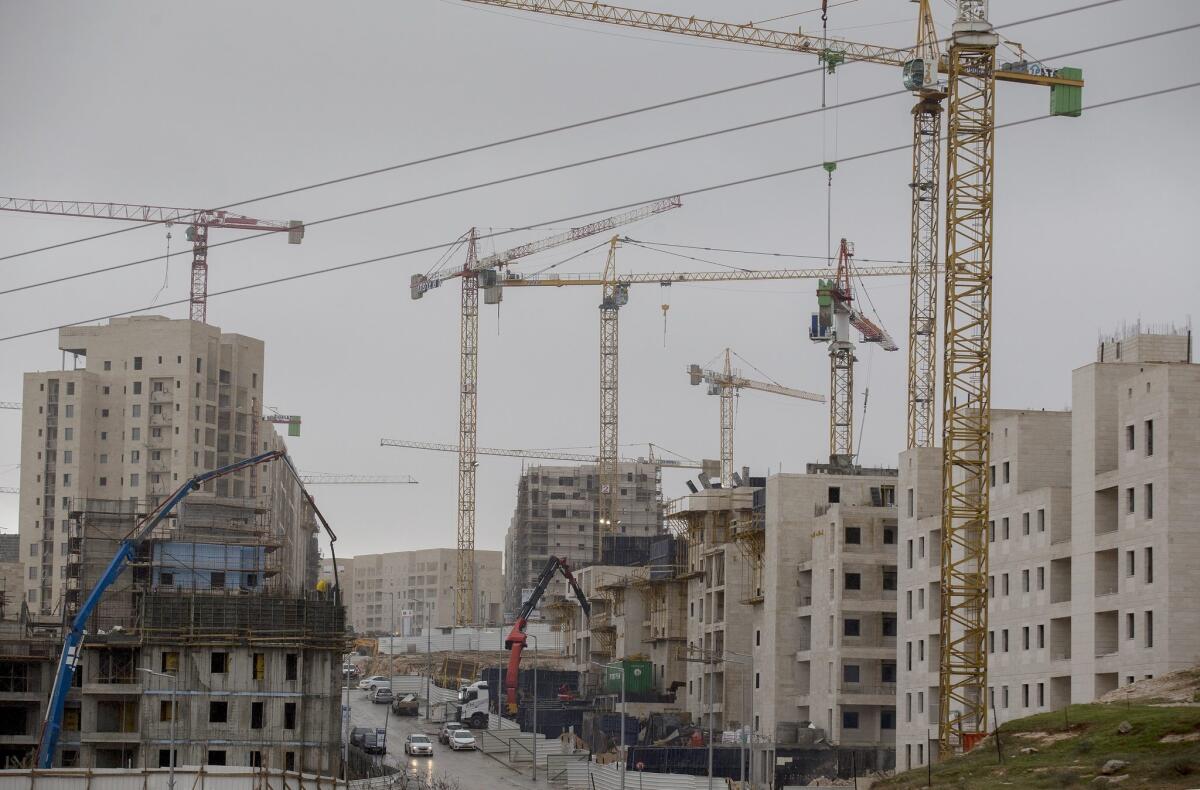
(150, 390), (173, 404)
(840, 683), (896, 698)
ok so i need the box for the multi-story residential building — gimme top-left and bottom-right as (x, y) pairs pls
(338, 548), (502, 633)
(755, 466), (899, 750)
(0, 533), (22, 619)
(504, 461), (663, 615)
(8, 316), (344, 772)
(18, 316), (272, 616)
(896, 326), (1198, 772)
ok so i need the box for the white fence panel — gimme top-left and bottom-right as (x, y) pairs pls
(564, 763), (710, 790)
(0, 768), (345, 790)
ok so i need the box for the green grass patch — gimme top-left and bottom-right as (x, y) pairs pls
(876, 702), (1200, 789)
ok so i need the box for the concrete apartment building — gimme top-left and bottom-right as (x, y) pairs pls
(896, 327), (1198, 771)
(329, 548), (502, 633)
(754, 467), (899, 751)
(0, 533), (22, 619)
(5, 316), (344, 773)
(504, 461), (663, 616)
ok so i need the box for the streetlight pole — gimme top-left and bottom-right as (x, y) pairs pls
(138, 668), (177, 790)
(529, 633), (538, 782)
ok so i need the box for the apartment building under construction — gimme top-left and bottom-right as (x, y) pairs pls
(5, 316), (345, 773)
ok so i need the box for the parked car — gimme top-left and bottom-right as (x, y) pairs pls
(359, 675), (389, 690)
(392, 693), (420, 717)
(350, 727), (386, 755)
(448, 729), (477, 751)
(404, 733), (433, 756)
(370, 686), (394, 704)
(438, 721), (463, 744)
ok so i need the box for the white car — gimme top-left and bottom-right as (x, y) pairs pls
(448, 729), (477, 751)
(359, 675), (389, 691)
(438, 722), (463, 744)
(404, 734), (433, 756)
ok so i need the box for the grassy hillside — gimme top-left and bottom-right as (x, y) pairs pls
(876, 702), (1200, 789)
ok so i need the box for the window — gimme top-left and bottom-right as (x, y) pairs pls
(211, 572), (225, 588)
(843, 664), (860, 684)
(989, 521), (996, 543)
(283, 702), (297, 729)
(62, 473), (71, 486)
(64, 405), (74, 418)
(131, 450), (140, 462)
(1003, 517), (1010, 540)
(1126, 550), (1136, 577)
(1002, 629), (1010, 652)
(1126, 612), (1135, 639)
(918, 744), (924, 765)
(196, 357), (203, 374)
(1146, 547), (1154, 584)
(907, 488), (914, 518)
(989, 465), (996, 486)
(756, 630), (761, 647)
(253, 653), (265, 680)
(842, 711), (859, 729)
(828, 486), (840, 504)
(131, 405), (141, 418)
(160, 701), (176, 721)
(1126, 424), (1135, 451)
(844, 572), (861, 591)
(918, 588), (925, 610)
(1003, 461), (1010, 484)
(104, 361), (112, 371)
(844, 527), (861, 544)
(918, 691), (924, 713)
(881, 710), (896, 730)
(285, 752), (296, 772)
(1126, 487), (1135, 514)
(882, 663), (897, 683)
(906, 539), (913, 569)
(906, 642), (912, 671)
(1145, 611), (1154, 648)
(906, 693), (913, 723)
(1037, 566), (1045, 590)
(131, 428), (140, 441)
(133, 357), (143, 371)
(133, 381), (142, 395)
(64, 428), (73, 441)
(207, 751), (226, 766)
(1037, 624), (1045, 649)
(209, 701), (228, 723)
(159, 750), (176, 768)
(1022, 626), (1030, 650)
(129, 473), (139, 487)
(286, 653), (298, 681)
(755, 673), (760, 689)
(882, 614), (897, 637)
(161, 651), (179, 673)
(918, 536), (925, 558)
(906, 591), (913, 619)
(1037, 508), (1046, 532)
(1145, 420), (1154, 456)
(1022, 684), (1030, 707)
(843, 618), (861, 637)
(1002, 573), (1010, 596)
(883, 569), (897, 591)
(251, 702), (264, 729)
(989, 575), (995, 599)
(1002, 686), (1010, 708)
(1145, 484), (1154, 519)
(211, 652), (228, 674)
(1022, 569), (1030, 593)
(1022, 512), (1030, 535)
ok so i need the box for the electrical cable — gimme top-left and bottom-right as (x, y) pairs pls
(3, 78), (1193, 345)
(0, 0), (1137, 267)
(5, 18), (1180, 301)
(626, 239), (913, 265)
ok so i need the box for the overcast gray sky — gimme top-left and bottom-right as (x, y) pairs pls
(1, 1), (1197, 558)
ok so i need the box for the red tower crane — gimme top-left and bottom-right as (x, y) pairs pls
(0, 197), (304, 324)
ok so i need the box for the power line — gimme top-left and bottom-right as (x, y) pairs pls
(0, 0), (1134, 267)
(7, 17), (1189, 300)
(2, 79), (1194, 345)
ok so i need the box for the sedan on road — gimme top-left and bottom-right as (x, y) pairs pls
(404, 734), (434, 756)
(438, 722), (463, 744)
(369, 686), (394, 704)
(358, 675), (389, 690)
(448, 729), (477, 751)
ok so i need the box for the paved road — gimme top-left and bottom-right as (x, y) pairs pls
(347, 688), (543, 789)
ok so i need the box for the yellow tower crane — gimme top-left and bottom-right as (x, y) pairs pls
(409, 197), (681, 624)
(461, 0), (1083, 754)
(688, 349), (823, 488)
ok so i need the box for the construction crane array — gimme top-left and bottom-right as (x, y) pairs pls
(461, 0), (1084, 755)
(0, 198), (304, 324)
(410, 197), (682, 625)
(810, 239), (898, 466)
(688, 349), (823, 488)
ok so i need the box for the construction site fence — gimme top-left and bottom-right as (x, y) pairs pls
(0, 767), (345, 790)
(375, 623), (563, 655)
(566, 762), (714, 790)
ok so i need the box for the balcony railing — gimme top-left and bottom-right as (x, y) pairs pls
(840, 683), (897, 697)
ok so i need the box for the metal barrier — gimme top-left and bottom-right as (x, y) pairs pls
(545, 753), (589, 784)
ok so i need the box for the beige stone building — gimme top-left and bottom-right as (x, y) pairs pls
(336, 547), (503, 633)
(754, 467), (899, 748)
(896, 326), (1199, 771)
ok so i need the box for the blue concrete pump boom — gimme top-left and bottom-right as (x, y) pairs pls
(36, 449), (295, 768)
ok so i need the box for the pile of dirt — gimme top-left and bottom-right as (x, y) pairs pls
(1098, 667), (1200, 704)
